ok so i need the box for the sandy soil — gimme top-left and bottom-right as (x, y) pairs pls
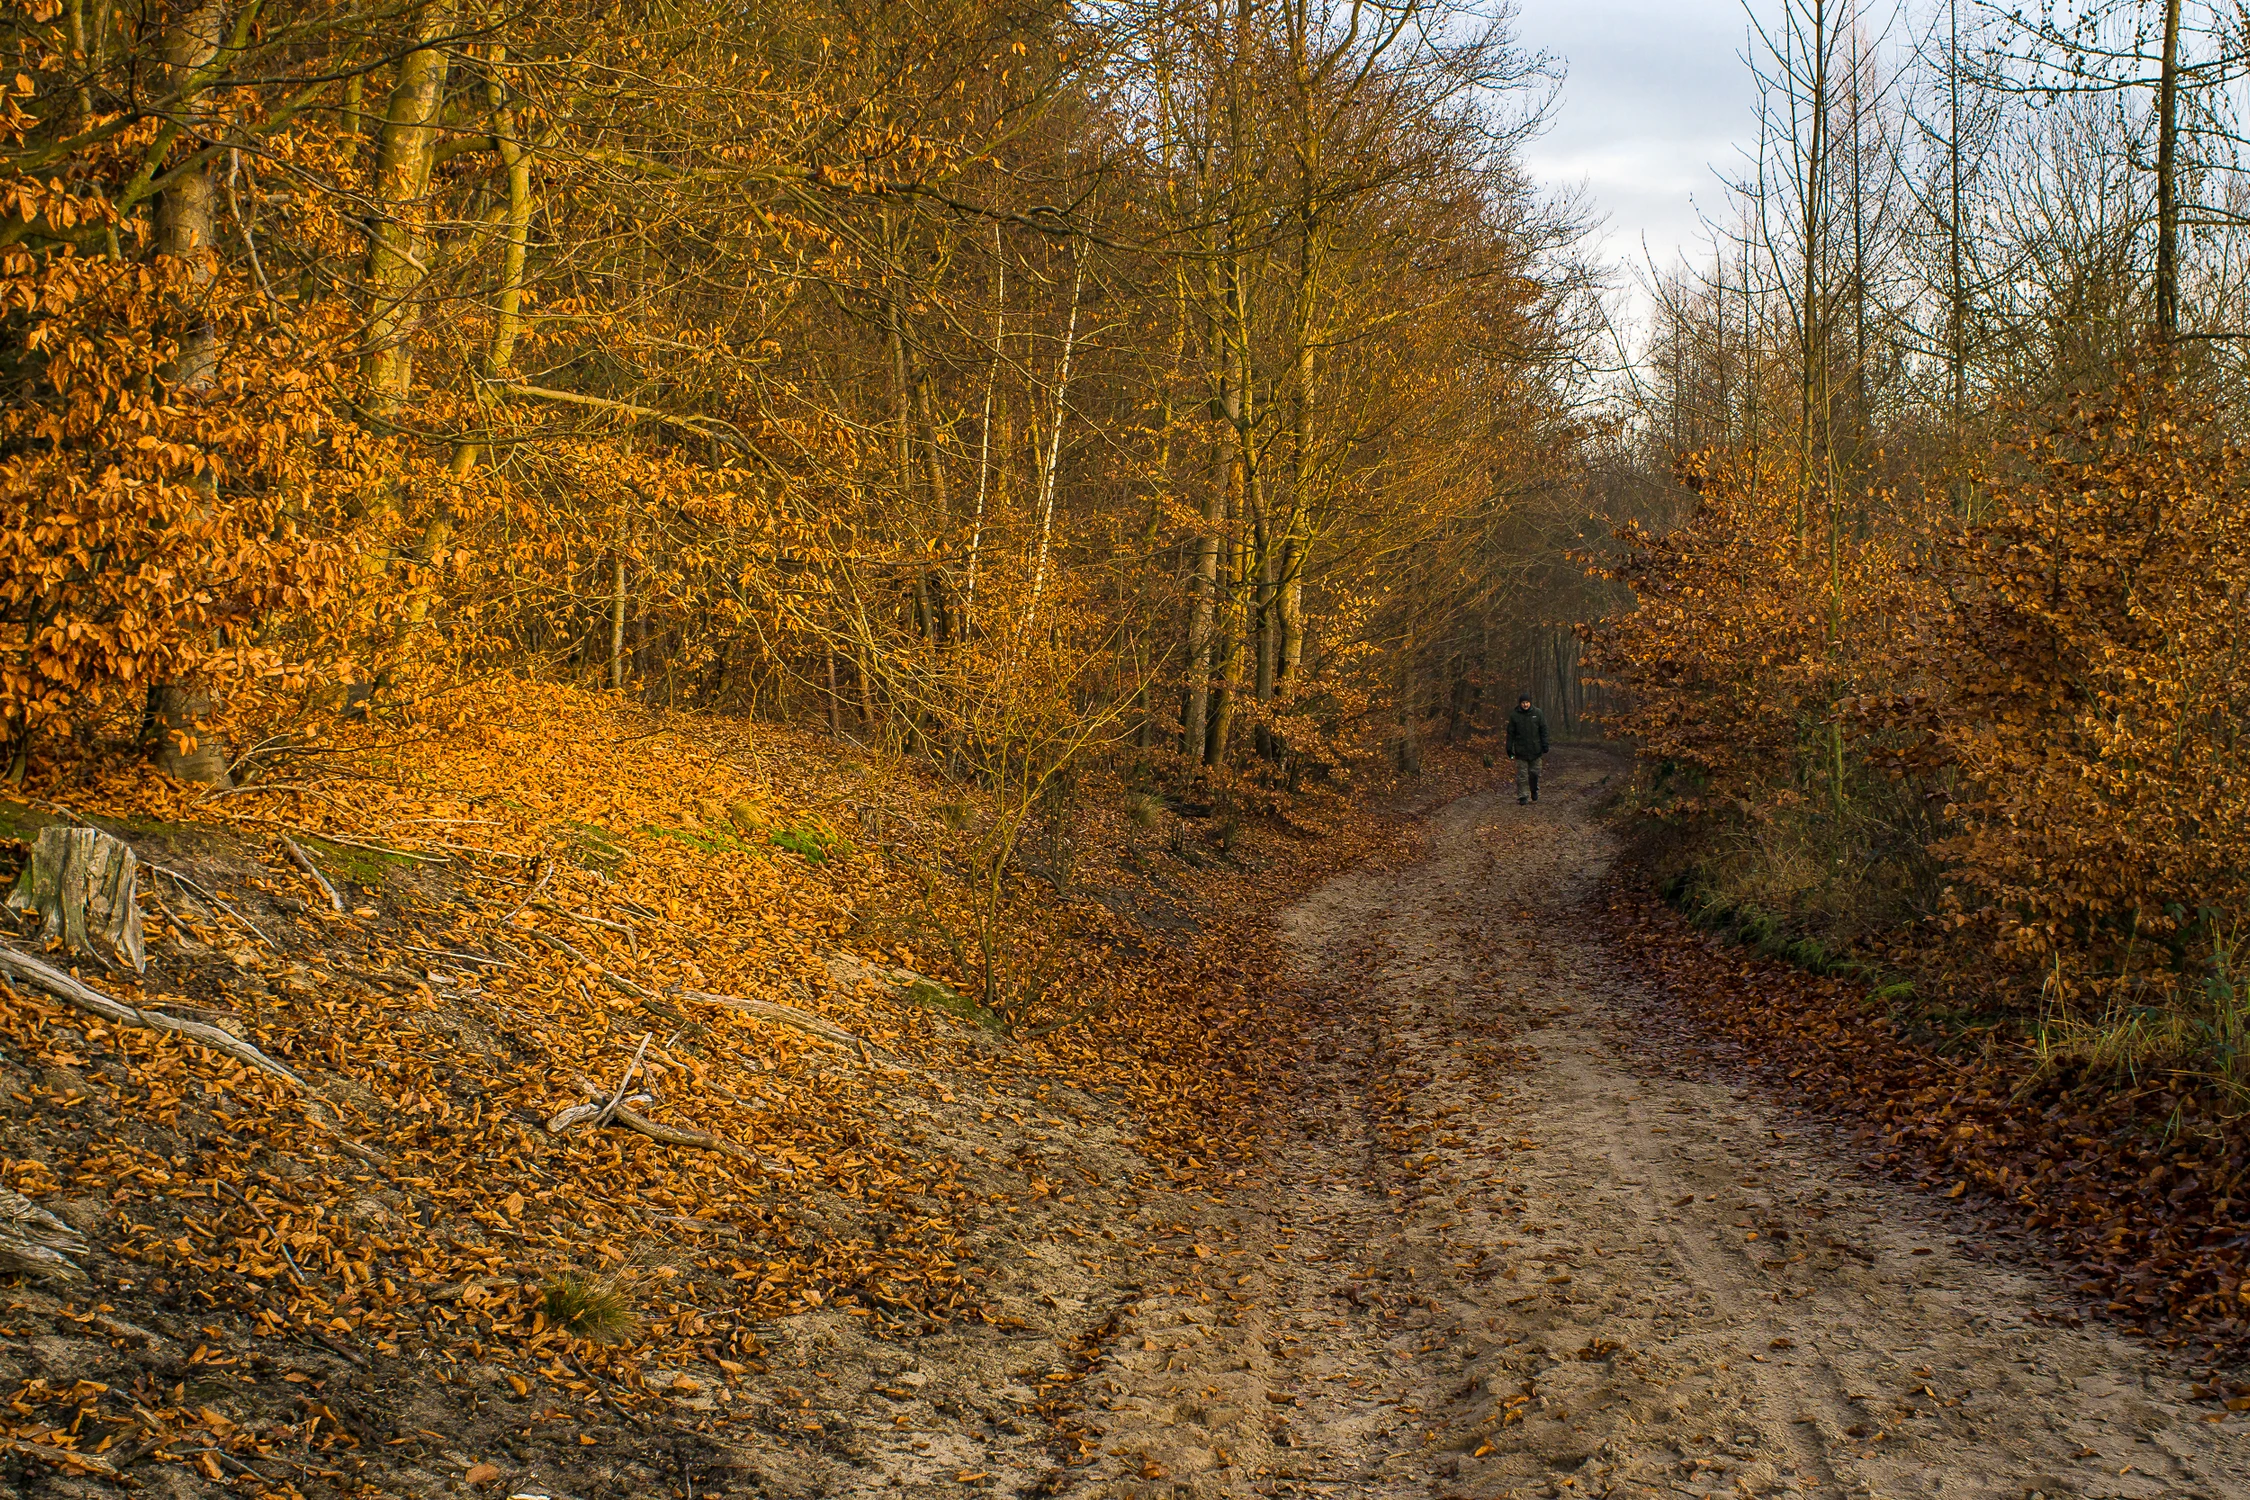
(14, 749), (2250, 1500)
(1052, 747), (2250, 1500)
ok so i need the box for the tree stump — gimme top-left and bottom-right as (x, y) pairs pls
(7, 826), (147, 973)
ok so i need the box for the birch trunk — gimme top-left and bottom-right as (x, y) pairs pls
(1028, 246), (1086, 608)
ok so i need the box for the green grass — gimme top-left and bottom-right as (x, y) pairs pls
(540, 1273), (636, 1343)
(294, 832), (414, 885)
(562, 819), (628, 873)
(769, 820), (852, 864)
(0, 800), (221, 851)
(644, 823), (753, 856)
(902, 976), (1006, 1032)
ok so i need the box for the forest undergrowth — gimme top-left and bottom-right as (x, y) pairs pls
(0, 682), (1491, 1497)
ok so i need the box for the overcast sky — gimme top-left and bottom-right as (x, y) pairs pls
(1511, 0), (1760, 329)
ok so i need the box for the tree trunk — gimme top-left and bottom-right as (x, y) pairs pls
(450, 54), (533, 478)
(1205, 537), (1242, 765)
(1277, 540), (1304, 687)
(2155, 0), (2182, 350)
(965, 224), (1004, 637)
(153, 0), (228, 392)
(609, 546), (628, 692)
(146, 681), (232, 788)
(1182, 441), (1223, 757)
(360, 5), (453, 423)
(1029, 246), (1086, 608)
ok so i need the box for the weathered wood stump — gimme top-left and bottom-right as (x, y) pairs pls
(7, 825), (147, 973)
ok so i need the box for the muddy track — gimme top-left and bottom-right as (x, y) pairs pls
(1052, 748), (2250, 1500)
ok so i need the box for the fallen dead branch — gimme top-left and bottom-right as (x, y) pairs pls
(520, 926), (598, 969)
(275, 833), (344, 912)
(420, 840), (541, 863)
(1, 1436), (118, 1478)
(531, 898), (637, 946)
(0, 944), (307, 1090)
(403, 945), (512, 969)
(668, 984), (874, 1061)
(517, 926), (872, 1058)
(1, 1182), (88, 1284)
(151, 864), (278, 950)
(596, 1033), (653, 1126)
(0, 945), (384, 1163)
(546, 1076), (758, 1162)
(234, 817), (447, 863)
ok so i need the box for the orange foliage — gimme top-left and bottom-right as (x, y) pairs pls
(1596, 366), (2250, 1035)
(0, 84), (384, 770)
(1933, 375), (2250, 1012)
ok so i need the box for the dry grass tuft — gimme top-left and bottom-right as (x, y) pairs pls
(541, 1274), (636, 1343)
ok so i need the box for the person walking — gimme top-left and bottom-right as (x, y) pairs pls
(1506, 694), (1550, 805)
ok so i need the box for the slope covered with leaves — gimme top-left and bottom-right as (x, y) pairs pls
(0, 684), (1466, 1497)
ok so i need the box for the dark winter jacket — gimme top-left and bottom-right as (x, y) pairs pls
(1505, 704), (1550, 762)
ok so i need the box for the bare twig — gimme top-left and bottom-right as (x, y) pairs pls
(500, 861), (554, 926)
(150, 865), (278, 950)
(598, 1033), (653, 1126)
(275, 834), (344, 913)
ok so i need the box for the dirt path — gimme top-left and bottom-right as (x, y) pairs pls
(1054, 748), (2250, 1500)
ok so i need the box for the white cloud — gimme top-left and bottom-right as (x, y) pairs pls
(1513, 0), (1759, 286)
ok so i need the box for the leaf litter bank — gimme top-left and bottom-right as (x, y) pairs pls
(0, 682), (1481, 1498)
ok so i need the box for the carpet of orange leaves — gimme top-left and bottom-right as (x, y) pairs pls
(0, 683), (1465, 1491)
